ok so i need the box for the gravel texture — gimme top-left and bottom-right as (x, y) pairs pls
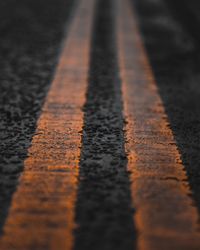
(74, 1), (136, 249)
(133, 0), (200, 215)
(1, 0), (200, 247)
(0, 0), (75, 234)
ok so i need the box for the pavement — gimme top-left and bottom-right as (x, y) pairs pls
(0, 0), (200, 249)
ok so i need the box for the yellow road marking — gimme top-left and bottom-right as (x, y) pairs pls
(0, 0), (95, 249)
(117, 0), (200, 249)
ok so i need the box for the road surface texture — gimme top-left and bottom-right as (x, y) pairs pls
(0, 0), (200, 249)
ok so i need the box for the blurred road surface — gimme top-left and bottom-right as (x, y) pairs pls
(0, 0), (200, 249)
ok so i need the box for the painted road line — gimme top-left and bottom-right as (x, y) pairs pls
(73, 0), (136, 249)
(117, 0), (200, 249)
(0, 0), (95, 249)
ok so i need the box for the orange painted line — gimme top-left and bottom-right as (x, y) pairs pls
(117, 0), (200, 249)
(0, 0), (95, 249)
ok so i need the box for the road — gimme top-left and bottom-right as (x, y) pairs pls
(0, 0), (200, 249)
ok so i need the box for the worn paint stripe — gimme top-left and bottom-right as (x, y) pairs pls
(117, 0), (200, 249)
(0, 0), (95, 249)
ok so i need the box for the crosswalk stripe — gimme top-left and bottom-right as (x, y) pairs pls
(0, 0), (95, 249)
(117, 0), (200, 249)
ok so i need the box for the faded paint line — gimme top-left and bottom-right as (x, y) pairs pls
(117, 0), (200, 249)
(0, 0), (95, 249)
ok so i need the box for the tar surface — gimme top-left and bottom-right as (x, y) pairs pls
(1, 0), (200, 248)
(74, 1), (136, 249)
(133, 0), (200, 214)
(0, 0), (75, 233)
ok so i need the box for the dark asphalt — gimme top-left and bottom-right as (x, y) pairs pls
(74, 1), (136, 249)
(0, 0), (75, 234)
(1, 0), (200, 248)
(133, 0), (200, 216)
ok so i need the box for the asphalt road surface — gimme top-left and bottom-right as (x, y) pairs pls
(1, 0), (200, 249)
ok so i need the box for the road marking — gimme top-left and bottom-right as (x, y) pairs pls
(117, 0), (200, 249)
(0, 0), (95, 249)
